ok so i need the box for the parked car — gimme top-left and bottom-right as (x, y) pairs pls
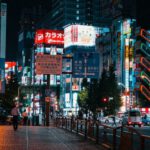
(98, 115), (122, 124)
(142, 114), (150, 125)
(122, 109), (142, 127)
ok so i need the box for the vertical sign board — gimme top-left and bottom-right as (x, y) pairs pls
(0, 58), (5, 93)
(73, 52), (99, 78)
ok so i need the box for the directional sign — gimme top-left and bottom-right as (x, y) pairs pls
(73, 52), (99, 78)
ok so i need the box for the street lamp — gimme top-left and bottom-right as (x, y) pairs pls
(118, 82), (128, 111)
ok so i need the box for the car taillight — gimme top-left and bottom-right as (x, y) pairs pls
(128, 121), (132, 124)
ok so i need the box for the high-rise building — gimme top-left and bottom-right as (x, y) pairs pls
(0, 1), (7, 93)
(18, 1), (51, 84)
(38, 0), (101, 29)
(99, 0), (136, 26)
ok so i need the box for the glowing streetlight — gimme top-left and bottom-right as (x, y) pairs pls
(118, 82), (128, 111)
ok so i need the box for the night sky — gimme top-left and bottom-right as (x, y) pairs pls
(5, 0), (150, 61)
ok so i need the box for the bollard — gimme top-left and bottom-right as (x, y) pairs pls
(96, 121), (99, 144)
(77, 119), (79, 134)
(65, 118), (67, 129)
(84, 119), (87, 139)
(140, 136), (145, 150)
(71, 118), (73, 131)
(113, 129), (116, 150)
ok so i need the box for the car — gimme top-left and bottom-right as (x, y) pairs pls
(122, 109), (142, 127)
(142, 114), (150, 125)
(98, 115), (122, 124)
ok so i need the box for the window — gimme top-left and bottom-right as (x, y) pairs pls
(76, 16), (79, 20)
(76, 10), (79, 14)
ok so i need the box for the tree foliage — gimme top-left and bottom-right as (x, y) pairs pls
(0, 73), (19, 113)
(78, 65), (122, 116)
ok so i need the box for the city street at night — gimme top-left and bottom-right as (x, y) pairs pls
(1, 0), (150, 149)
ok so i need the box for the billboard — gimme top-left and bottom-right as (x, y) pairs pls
(34, 29), (64, 45)
(0, 58), (5, 93)
(5, 62), (16, 70)
(35, 54), (62, 75)
(64, 25), (100, 48)
(73, 52), (99, 78)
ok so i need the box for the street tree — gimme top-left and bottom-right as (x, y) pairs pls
(0, 73), (19, 113)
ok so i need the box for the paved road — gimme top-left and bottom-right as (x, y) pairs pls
(0, 125), (104, 150)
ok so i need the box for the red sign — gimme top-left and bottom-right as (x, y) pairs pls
(5, 62), (16, 69)
(34, 29), (64, 45)
(35, 54), (62, 75)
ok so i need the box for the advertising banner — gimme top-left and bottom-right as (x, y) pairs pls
(73, 52), (99, 78)
(34, 29), (64, 45)
(0, 58), (5, 93)
(35, 54), (62, 75)
(64, 25), (100, 48)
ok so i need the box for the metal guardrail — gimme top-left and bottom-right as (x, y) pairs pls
(54, 117), (150, 150)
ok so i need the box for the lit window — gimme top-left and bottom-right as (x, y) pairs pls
(76, 10), (79, 14)
(76, 4), (79, 8)
(76, 16), (79, 20)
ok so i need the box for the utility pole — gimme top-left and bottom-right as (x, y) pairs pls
(45, 75), (50, 126)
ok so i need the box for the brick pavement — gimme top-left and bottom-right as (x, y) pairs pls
(0, 125), (105, 150)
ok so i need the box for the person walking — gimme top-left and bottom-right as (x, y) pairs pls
(11, 105), (20, 131)
(22, 109), (28, 126)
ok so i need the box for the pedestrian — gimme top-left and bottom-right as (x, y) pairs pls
(22, 109), (28, 126)
(11, 105), (20, 131)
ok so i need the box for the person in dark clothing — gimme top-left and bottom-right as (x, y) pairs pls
(22, 110), (28, 126)
(11, 105), (20, 131)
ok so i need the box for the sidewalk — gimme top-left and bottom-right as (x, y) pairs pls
(0, 125), (105, 150)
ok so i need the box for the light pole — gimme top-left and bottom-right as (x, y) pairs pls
(118, 82), (128, 111)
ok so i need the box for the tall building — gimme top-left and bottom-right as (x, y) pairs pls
(0, 1), (7, 93)
(38, 0), (101, 29)
(99, 0), (136, 26)
(18, 2), (51, 84)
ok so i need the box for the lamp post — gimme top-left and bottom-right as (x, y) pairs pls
(118, 82), (128, 111)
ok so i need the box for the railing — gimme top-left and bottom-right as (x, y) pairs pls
(55, 117), (121, 150)
(54, 117), (150, 150)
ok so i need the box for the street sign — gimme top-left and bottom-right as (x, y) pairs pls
(35, 54), (62, 75)
(73, 52), (99, 78)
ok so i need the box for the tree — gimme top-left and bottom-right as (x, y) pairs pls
(105, 65), (122, 115)
(0, 73), (19, 113)
(78, 78), (89, 116)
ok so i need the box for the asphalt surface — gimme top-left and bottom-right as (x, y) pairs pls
(0, 125), (104, 150)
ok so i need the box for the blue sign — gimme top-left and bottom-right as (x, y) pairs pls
(73, 52), (99, 78)
(0, 58), (5, 93)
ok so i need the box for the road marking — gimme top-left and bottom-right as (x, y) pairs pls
(26, 126), (29, 150)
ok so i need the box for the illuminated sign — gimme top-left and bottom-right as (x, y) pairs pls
(0, 58), (5, 93)
(73, 52), (99, 78)
(65, 93), (71, 107)
(125, 39), (130, 91)
(64, 25), (100, 48)
(5, 62), (16, 69)
(34, 29), (64, 45)
(35, 54), (62, 75)
(123, 19), (131, 35)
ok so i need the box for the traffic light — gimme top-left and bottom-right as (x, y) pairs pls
(102, 97), (108, 103)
